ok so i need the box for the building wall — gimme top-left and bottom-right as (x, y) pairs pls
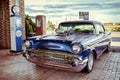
(0, 0), (10, 49)
(19, 0), (26, 40)
(0, 0), (25, 49)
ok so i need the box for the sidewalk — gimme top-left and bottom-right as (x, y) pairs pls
(0, 49), (120, 80)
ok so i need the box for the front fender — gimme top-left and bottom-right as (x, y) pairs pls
(79, 49), (91, 60)
(78, 47), (97, 61)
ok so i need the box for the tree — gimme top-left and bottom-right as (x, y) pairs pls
(25, 14), (36, 37)
(46, 21), (55, 30)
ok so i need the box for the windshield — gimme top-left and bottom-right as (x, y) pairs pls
(58, 23), (95, 34)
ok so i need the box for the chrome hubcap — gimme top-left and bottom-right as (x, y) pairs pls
(88, 53), (94, 70)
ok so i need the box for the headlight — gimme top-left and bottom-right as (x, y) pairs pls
(71, 44), (81, 54)
(25, 41), (30, 48)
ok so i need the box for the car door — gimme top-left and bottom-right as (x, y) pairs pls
(94, 23), (107, 56)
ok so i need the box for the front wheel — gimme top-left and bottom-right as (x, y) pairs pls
(84, 52), (94, 73)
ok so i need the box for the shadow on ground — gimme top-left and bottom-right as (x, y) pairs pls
(111, 36), (120, 53)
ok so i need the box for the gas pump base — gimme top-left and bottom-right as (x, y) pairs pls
(10, 50), (23, 53)
(10, 50), (23, 55)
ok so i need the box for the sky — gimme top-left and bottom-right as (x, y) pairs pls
(25, 0), (120, 24)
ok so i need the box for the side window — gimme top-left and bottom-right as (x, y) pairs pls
(95, 24), (105, 34)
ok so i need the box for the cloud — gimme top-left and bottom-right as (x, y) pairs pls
(43, 4), (70, 9)
(25, 0), (120, 23)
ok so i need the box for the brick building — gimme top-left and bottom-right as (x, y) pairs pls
(0, 0), (25, 49)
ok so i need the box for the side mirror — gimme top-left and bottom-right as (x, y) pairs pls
(55, 29), (65, 34)
(99, 31), (105, 34)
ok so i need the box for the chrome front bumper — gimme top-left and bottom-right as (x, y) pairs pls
(23, 49), (88, 72)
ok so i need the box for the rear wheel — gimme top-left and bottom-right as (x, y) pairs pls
(84, 52), (94, 73)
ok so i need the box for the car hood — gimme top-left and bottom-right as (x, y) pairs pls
(28, 33), (96, 52)
(28, 33), (97, 44)
(39, 33), (96, 43)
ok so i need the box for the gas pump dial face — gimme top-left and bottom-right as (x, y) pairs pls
(16, 30), (22, 37)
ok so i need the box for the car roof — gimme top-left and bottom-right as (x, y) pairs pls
(59, 20), (102, 25)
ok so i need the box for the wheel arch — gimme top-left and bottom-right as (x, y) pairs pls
(91, 49), (97, 59)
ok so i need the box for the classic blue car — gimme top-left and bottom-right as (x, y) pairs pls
(23, 20), (111, 73)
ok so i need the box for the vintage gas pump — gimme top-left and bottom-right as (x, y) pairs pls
(35, 15), (46, 35)
(10, 5), (22, 52)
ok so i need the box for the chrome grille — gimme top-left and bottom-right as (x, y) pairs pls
(28, 49), (79, 64)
